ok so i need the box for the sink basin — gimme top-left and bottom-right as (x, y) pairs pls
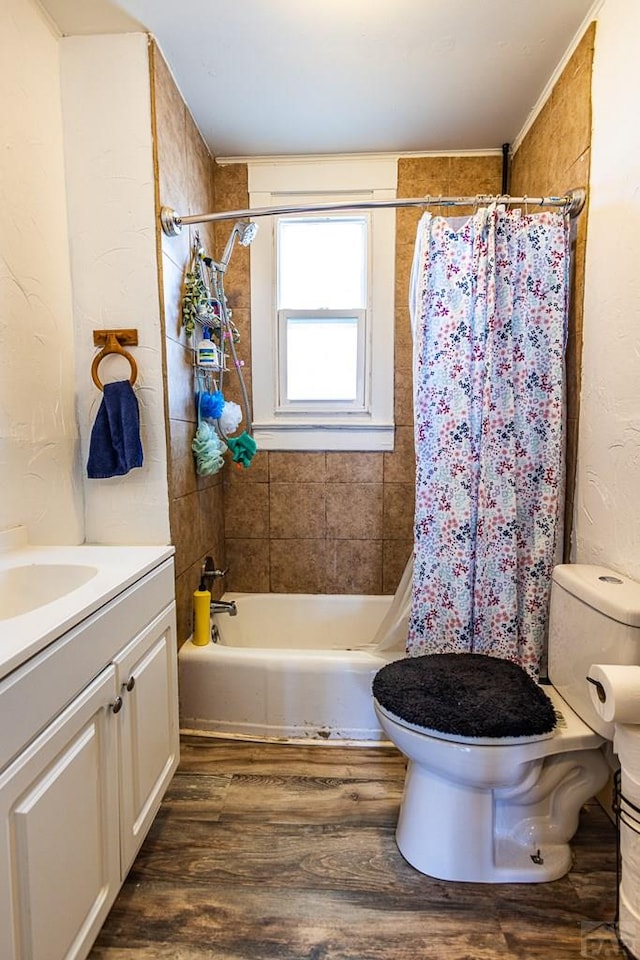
(0, 564), (99, 619)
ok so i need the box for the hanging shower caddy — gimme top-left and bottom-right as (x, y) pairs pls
(182, 234), (256, 473)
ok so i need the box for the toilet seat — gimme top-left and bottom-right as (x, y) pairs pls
(374, 701), (556, 745)
(375, 684), (602, 755)
(372, 652), (558, 740)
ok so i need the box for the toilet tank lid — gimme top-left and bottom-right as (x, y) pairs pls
(553, 564), (640, 627)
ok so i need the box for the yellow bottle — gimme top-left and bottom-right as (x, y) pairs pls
(192, 577), (211, 646)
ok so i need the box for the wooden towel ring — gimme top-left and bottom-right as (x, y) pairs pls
(91, 330), (138, 391)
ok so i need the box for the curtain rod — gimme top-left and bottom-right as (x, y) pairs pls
(160, 187), (586, 236)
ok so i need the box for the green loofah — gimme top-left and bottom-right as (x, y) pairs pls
(192, 421), (227, 475)
(226, 431), (257, 468)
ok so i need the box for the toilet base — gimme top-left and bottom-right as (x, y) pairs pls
(395, 748), (609, 883)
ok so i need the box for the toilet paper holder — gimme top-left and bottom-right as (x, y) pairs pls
(587, 675), (607, 703)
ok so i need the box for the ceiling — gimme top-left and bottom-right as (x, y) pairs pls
(39, 0), (597, 159)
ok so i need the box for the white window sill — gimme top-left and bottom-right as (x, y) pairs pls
(252, 422), (395, 452)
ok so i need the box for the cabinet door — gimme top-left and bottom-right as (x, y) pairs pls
(0, 666), (120, 960)
(116, 605), (179, 875)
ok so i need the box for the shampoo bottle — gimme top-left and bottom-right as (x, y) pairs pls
(197, 327), (219, 368)
(192, 576), (211, 646)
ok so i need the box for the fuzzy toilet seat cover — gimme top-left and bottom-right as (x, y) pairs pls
(372, 653), (557, 739)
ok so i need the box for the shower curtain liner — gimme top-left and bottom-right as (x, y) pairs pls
(408, 204), (570, 677)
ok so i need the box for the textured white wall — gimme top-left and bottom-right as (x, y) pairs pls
(61, 33), (170, 545)
(575, 0), (640, 577)
(0, 0), (84, 545)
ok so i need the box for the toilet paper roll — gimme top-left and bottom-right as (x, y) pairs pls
(587, 664), (640, 724)
(619, 886), (640, 960)
(621, 767), (640, 806)
(615, 725), (640, 786)
(621, 823), (640, 877)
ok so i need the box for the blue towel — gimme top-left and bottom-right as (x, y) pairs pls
(87, 380), (143, 479)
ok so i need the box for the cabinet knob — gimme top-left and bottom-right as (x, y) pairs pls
(111, 696), (123, 714)
(125, 676), (136, 692)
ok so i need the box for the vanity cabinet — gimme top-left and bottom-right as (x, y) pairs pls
(115, 606), (178, 876)
(0, 558), (179, 960)
(0, 665), (120, 960)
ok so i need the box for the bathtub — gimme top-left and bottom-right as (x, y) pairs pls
(178, 592), (405, 742)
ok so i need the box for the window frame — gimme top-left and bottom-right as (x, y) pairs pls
(248, 157), (397, 451)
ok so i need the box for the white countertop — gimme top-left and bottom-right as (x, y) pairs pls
(0, 527), (174, 680)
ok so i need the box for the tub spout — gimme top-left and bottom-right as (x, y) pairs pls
(211, 599), (237, 617)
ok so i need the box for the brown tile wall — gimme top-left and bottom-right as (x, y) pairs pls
(150, 28), (588, 602)
(150, 43), (227, 646)
(219, 154), (502, 595)
(510, 24), (595, 560)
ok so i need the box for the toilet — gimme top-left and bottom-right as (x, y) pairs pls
(373, 564), (640, 883)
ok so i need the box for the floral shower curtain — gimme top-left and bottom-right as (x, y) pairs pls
(408, 205), (570, 677)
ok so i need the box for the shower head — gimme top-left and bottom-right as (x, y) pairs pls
(217, 219), (259, 272)
(237, 220), (258, 246)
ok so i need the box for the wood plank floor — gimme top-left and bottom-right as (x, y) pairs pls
(88, 737), (622, 960)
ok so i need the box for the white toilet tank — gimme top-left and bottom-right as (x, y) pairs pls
(549, 564), (640, 739)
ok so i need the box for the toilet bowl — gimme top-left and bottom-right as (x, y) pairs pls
(374, 564), (640, 883)
(375, 686), (608, 882)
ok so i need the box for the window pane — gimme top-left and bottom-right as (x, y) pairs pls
(286, 317), (358, 401)
(278, 218), (367, 309)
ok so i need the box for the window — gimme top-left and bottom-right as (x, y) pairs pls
(282, 314), (361, 403)
(249, 157), (397, 450)
(277, 216), (367, 411)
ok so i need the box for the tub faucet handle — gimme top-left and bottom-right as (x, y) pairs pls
(202, 556), (228, 589)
